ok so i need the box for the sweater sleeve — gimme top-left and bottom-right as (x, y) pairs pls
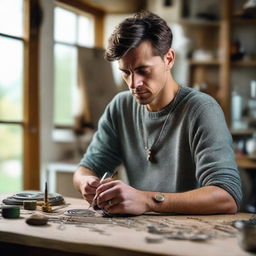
(78, 96), (122, 177)
(190, 102), (242, 208)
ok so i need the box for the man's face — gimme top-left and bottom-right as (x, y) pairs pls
(118, 41), (173, 110)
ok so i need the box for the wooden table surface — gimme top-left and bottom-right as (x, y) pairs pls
(0, 194), (254, 256)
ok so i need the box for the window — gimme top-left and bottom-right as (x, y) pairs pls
(54, 6), (95, 126)
(0, 0), (24, 192)
(0, 0), (40, 192)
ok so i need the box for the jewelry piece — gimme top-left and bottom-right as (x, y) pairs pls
(146, 149), (154, 162)
(154, 192), (165, 203)
(141, 86), (181, 163)
(64, 209), (96, 217)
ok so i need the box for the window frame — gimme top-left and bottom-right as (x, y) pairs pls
(54, 0), (104, 129)
(56, 0), (104, 48)
(23, 0), (41, 190)
(0, 0), (41, 190)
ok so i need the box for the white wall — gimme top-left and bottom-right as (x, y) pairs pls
(147, 0), (190, 86)
(147, 0), (182, 22)
(103, 13), (132, 88)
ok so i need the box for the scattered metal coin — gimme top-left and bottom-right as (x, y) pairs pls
(57, 221), (66, 230)
(145, 237), (163, 244)
(147, 225), (167, 234)
(64, 209), (96, 217)
(164, 233), (210, 242)
(189, 234), (210, 242)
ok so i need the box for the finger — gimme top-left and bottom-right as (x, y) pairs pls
(80, 183), (95, 195)
(95, 180), (122, 208)
(96, 180), (117, 195)
(83, 185), (96, 195)
(87, 177), (112, 197)
(83, 194), (95, 203)
(88, 178), (100, 188)
(96, 186), (119, 208)
(81, 178), (100, 195)
(103, 197), (122, 211)
(80, 176), (99, 188)
(81, 186), (97, 200)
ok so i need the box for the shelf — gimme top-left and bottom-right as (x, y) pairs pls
(231, 129), (256, 136)
(188, 60), (220, 66)
(232, 18), (256, 24)
(236, 155), (256, 169)
(231, 60), (256, 67)
(180, 0), (256, 124)
(179, 19), (220, 27)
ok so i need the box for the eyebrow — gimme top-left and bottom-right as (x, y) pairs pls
(119, 65), (150, 72)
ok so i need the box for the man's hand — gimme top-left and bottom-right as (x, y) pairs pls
(95, 180), (150, 215)
(79, 176), (100, 204)
(73, 167), (101, 205)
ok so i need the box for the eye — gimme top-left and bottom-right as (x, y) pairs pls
(137, 69), (150, 76)
(120, 70), (130, 77)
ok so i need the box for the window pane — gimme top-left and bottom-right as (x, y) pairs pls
(54, 7), (76, 44)
(0, 124), (23, 193)
(54, 44), (77, 125)
(0, 37), (23, 121)
(78, 15), (95, 47)
(0, 0), (23, 37)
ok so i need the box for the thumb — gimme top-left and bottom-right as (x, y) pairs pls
(88, 176), (100, 188)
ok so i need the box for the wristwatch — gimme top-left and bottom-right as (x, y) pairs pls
(154, 192), (165, 203)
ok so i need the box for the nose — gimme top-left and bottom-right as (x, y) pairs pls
(129, 73), (143, 89)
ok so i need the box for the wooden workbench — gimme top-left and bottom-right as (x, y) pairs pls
(0, 195), (254, 256)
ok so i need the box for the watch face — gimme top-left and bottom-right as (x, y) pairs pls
(155, 192), (165, 202)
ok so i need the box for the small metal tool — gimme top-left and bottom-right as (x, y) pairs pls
(100, 172), (109, 183)
(89, 172), (108, 209)
(42, 181), (52, 212)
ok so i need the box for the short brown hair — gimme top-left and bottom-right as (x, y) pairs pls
(105, 11), (173, 61)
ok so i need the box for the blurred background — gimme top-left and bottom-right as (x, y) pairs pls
(0, 0), (256, 212)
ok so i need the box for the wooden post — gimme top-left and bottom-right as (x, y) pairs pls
(218, 0), (231, 125)
(23, 0), (41, 190)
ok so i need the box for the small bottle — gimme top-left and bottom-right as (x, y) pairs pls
(246, 133), (256, 157)
(248, 80), (256, 119)
(250, 80), (256, 98)
(232, 91), (243, 121)
(231, 91), (244, 130)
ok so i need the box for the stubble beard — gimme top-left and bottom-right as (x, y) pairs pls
(131, 67), (168, 107)
(141, 72), (168, 108)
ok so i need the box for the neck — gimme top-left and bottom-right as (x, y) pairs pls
(146, 79), (180, 112)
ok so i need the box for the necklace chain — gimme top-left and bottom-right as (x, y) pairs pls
(140, 86), (181, 163)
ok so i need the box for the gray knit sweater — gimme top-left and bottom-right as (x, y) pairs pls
(79, 86), (242, 207)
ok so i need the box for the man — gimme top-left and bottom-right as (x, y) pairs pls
(73, 11), (242, 215)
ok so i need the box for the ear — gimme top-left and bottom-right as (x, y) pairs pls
(165, 48), (175, 70)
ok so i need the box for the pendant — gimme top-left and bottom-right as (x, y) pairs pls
(147, 149), (154, 162)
